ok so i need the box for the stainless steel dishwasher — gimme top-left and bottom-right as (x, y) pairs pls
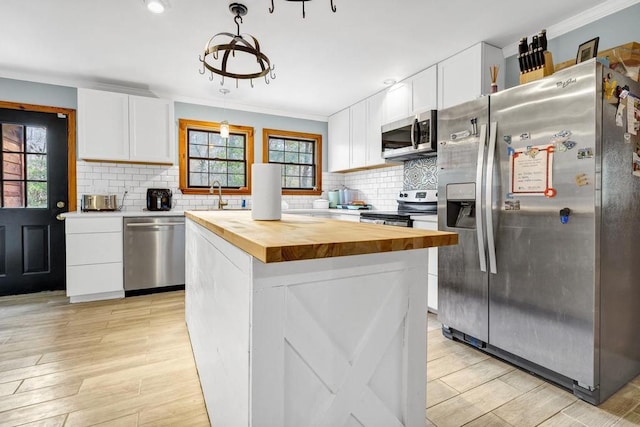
(123, 216), (185, 291)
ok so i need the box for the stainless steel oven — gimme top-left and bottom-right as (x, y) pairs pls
(382, 110), (437, 161)
(359, 189), (437, 227)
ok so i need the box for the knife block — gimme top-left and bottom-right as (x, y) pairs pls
(519, 52), (555, 84)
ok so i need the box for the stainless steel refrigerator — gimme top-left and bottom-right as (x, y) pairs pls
(437, 60), (640, 404)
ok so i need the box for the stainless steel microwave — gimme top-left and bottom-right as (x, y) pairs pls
(381, 110), (437, 161)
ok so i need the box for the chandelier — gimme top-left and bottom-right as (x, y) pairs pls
(269, 0), (337, 18)
(199, 3), (275, 87)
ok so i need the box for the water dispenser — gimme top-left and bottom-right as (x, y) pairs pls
(446, 183), (477, 229)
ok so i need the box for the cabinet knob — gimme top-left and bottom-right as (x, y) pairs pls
(56, 214), (65, 221)
(57, 201), (66, 208)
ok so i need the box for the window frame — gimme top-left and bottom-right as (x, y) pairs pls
(179, 119), (254, 195)
(262, 128), (322, 196)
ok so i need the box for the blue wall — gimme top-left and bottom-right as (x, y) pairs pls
(0, 77), (77, 109)
(505, 3), (640, 88)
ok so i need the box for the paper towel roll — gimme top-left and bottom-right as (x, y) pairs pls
(251, 163), (282, 220)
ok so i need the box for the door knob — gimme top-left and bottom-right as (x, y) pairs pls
(57, 201), (65, 208)
(56, 214), (65, 221)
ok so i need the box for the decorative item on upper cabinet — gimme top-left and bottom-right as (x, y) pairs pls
(489, 65), (499, 93)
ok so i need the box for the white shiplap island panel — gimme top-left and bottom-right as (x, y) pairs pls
(185, 213), (457, 426)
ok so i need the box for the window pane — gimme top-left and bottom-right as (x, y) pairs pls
(189, 159), (209, 174)
(2, 124), (24, 152)
(228, 148), (244, 160)
(27, 182), (47, 208)
(228, 135), (245, 148)
(301, 165), (313, 177)
(3, 181), (25, 208)
(189, 131), (208, 145)
(210, 133), (225, 146)
(269, 151), (284, 163)
(269, 138), (284, 151)
(212, 146), (226, 159)
(189, 143), (209, 158)
(210, 161), (227, 173)
(284, 152), (299, 163)
(300, 153), (313, 165)
(285, 176), (300, 188)
(300, 141), (313, 153)
(300, 177), (314, 188)
(228, 162), (245, 174)
(189, 172), (209, 187)
(3, 152), (24, 180)
(285, 165), (300, 176)
(27, 154), (47, 181)
(285, 140), (300, 152)
(228, 174), (245, 187)
(26, 127), (47, 153)
(211, 174), (228, 186)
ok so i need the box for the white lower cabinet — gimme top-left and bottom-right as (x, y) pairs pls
(412, 218), (438, 312)
(65, 217), (124, 302)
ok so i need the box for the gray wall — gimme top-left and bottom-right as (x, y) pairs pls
(175, 103), (328, 172)
(505, 2), (640, 88)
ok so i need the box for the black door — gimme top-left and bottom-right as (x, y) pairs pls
(0, 108), (68, 296)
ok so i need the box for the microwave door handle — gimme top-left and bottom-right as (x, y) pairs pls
(411, 118), (420, 148)
(476, 123), (488, 273)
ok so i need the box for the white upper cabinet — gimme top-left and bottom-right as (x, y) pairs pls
(349, 100), (367, 169)
(365, 91), (385, 167)
(410, 65), (438, 114)
(129, 95), (174, 164)
(328, 108), (350, 172)
(437, 42), (504, 110)
(78, 88), (175, 164)
(383, 82), (411, 125)
(78, 89), (129, 161)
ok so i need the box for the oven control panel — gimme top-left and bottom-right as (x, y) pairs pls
(397, 189), (438, 203)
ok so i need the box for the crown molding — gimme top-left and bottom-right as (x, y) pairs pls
(502, 0), (640, 57)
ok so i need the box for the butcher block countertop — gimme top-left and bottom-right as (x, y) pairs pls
(185, 210), (458, 263)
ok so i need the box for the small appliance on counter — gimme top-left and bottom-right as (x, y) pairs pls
(146, 188), (172, 211)
(81, 194), (118, 212)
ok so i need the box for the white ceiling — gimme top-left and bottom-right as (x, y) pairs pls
(0, 0), (619, 120)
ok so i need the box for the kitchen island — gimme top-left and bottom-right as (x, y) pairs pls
(184, 211), (457, 427)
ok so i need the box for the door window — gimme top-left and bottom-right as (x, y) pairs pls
(2, 124), (48, 208)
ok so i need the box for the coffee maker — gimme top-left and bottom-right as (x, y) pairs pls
(146, 188), (172, 211)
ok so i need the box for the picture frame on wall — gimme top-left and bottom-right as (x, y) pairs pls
(576, 37), (600, 64)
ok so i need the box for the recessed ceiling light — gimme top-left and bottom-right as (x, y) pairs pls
(383, 78), (397, 86)
(145, 0), (167, 14)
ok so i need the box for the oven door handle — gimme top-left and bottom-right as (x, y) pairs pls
(360, 218), (386, 225)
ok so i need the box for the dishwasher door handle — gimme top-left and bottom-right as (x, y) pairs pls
(126, 222), (184, 228)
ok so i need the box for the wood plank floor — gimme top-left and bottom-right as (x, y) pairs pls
(0, 291), (209, 426)
(1, 291), (638, 426)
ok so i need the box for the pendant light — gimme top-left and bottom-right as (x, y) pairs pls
(268, 0), (336, 18)
(199, 3), (275, 88)
(219, 88), (230, 139)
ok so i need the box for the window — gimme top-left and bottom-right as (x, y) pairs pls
(262, 128), (322, 196)
(179, 119), (254, 195)
(1, 124), (48, 208)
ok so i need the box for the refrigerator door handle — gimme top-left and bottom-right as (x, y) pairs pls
(476, 123), (488, 273)
(486, 121), (498, 274)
